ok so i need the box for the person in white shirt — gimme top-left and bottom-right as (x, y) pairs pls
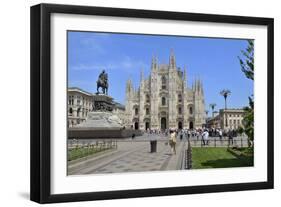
(169, 129), (177, 154)
(202, 130), (209, 146)
(218, 129), (223, 140)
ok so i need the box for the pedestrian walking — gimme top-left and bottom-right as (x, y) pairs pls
(202, 130), (209, 146)
(179, 129), (183, 141)
(228, 130), (234, 145)
(196, 131), (200, 141)
(219, 129), (223, 140)
(187, 130), (191, 139)
(169, 129), (177, 154)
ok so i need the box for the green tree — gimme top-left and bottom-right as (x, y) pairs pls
(243, 97), (254, 147)
(238, 40), (254, 147)
(238, 40), (254, 80)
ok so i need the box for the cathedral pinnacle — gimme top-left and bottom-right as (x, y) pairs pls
(183, 66), (187, 87)
(140, 68), (144, 81)
(169, 48), (176, 69)
(151, 55), (157, 71)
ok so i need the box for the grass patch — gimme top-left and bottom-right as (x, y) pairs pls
(68, 146), (111, 161)
(192, 147), (253, 169)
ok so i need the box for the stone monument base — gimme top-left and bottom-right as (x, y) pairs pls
(68, 111), (143, 139)
(75, 111), (123, 129)
(68, 128), (143, 139)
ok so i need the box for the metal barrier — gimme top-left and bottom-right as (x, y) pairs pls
(189, 137), (249, 148)
(184, 140), (192, 169)
(68, 140), (117, 161)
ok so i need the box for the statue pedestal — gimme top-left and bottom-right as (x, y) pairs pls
(93, 94), (114, 111)
(75, 111), (123, 129)
(68, 111), (143, 139)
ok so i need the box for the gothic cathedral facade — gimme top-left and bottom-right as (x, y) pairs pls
(125, 51), (206, 130)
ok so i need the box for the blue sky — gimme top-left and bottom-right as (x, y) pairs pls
(68, 31), (253, 113)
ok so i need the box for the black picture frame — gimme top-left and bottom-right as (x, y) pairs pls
(30, 3), (274, 204)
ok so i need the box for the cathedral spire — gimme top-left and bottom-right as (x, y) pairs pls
(194, 78), (200, 94)
(183, 66), (187, 87)
(140, 68), (144, 81)
(192, 79), (195, 91)
(169, 49), (176, 69)
(151, 55), (157, 71)
(126, 78), (132, 93)
(200, 78), (204, 95)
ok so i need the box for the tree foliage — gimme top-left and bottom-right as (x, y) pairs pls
(243, 96), (254, 147)
(238, 40), (254, 147)
(238, 40), (254, 80)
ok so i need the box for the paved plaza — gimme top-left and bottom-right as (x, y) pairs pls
(67, 134), (248, 175)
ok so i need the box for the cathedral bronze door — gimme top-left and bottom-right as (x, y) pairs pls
(161, 117), (167, 130)
(134, 122), (139, 130)
(189, 121), (194, 129)
(178, 121), (183, 129)
(145, 122), (150, 130)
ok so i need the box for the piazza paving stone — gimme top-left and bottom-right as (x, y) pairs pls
(68, 134), (206, 174)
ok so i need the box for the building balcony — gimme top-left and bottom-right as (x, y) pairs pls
(159, 105), (168, 109)
(144, 114), (150, 119)
(177, 114), (183, 119)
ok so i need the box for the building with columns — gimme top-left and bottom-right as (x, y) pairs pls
(206, 108), (245, 130)
(219, 108), (245, 130)
(125, 51), (206, 131)
(68, 87), (93, 127)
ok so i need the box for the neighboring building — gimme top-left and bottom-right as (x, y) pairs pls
(68, 87), (94, 127)
(213, 111), (219, 117)
(206, 111), (221, 129)
(219, 108), (245, 130)
(206, 115), (221, 129)
(125, 51), (206, 130)
(206, 108), (246, 130)
(67, 87), (125, 127)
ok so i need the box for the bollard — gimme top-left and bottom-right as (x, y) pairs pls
(150, 140), (157, 153)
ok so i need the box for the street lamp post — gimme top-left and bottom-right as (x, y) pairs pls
(209, 103), (216, 118)
(205, 110), (209, 128)
(220, 89), (231, 127)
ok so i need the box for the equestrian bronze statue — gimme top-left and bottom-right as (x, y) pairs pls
(96, 70), (108, 95)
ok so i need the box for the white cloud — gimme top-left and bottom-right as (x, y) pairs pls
(80, 38), (106, 55)
(70, 56), (149, 73)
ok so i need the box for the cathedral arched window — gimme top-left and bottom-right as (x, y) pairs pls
(146, 108), (150, 115)
(178, 94), (182, 103)
(161, 76), (167, 90)
(162, 97), (166, 106)
(69, 107), (73, 115)
(146, 94), (150, 103)
(178, 107), (182, 114)
(189, 106), (193, 115)
(135, 108), (139, 115)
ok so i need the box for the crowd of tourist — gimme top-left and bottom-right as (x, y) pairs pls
(143, 127), (242, 146)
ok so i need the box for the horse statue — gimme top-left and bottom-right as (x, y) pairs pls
(96, 70), (108, 95)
